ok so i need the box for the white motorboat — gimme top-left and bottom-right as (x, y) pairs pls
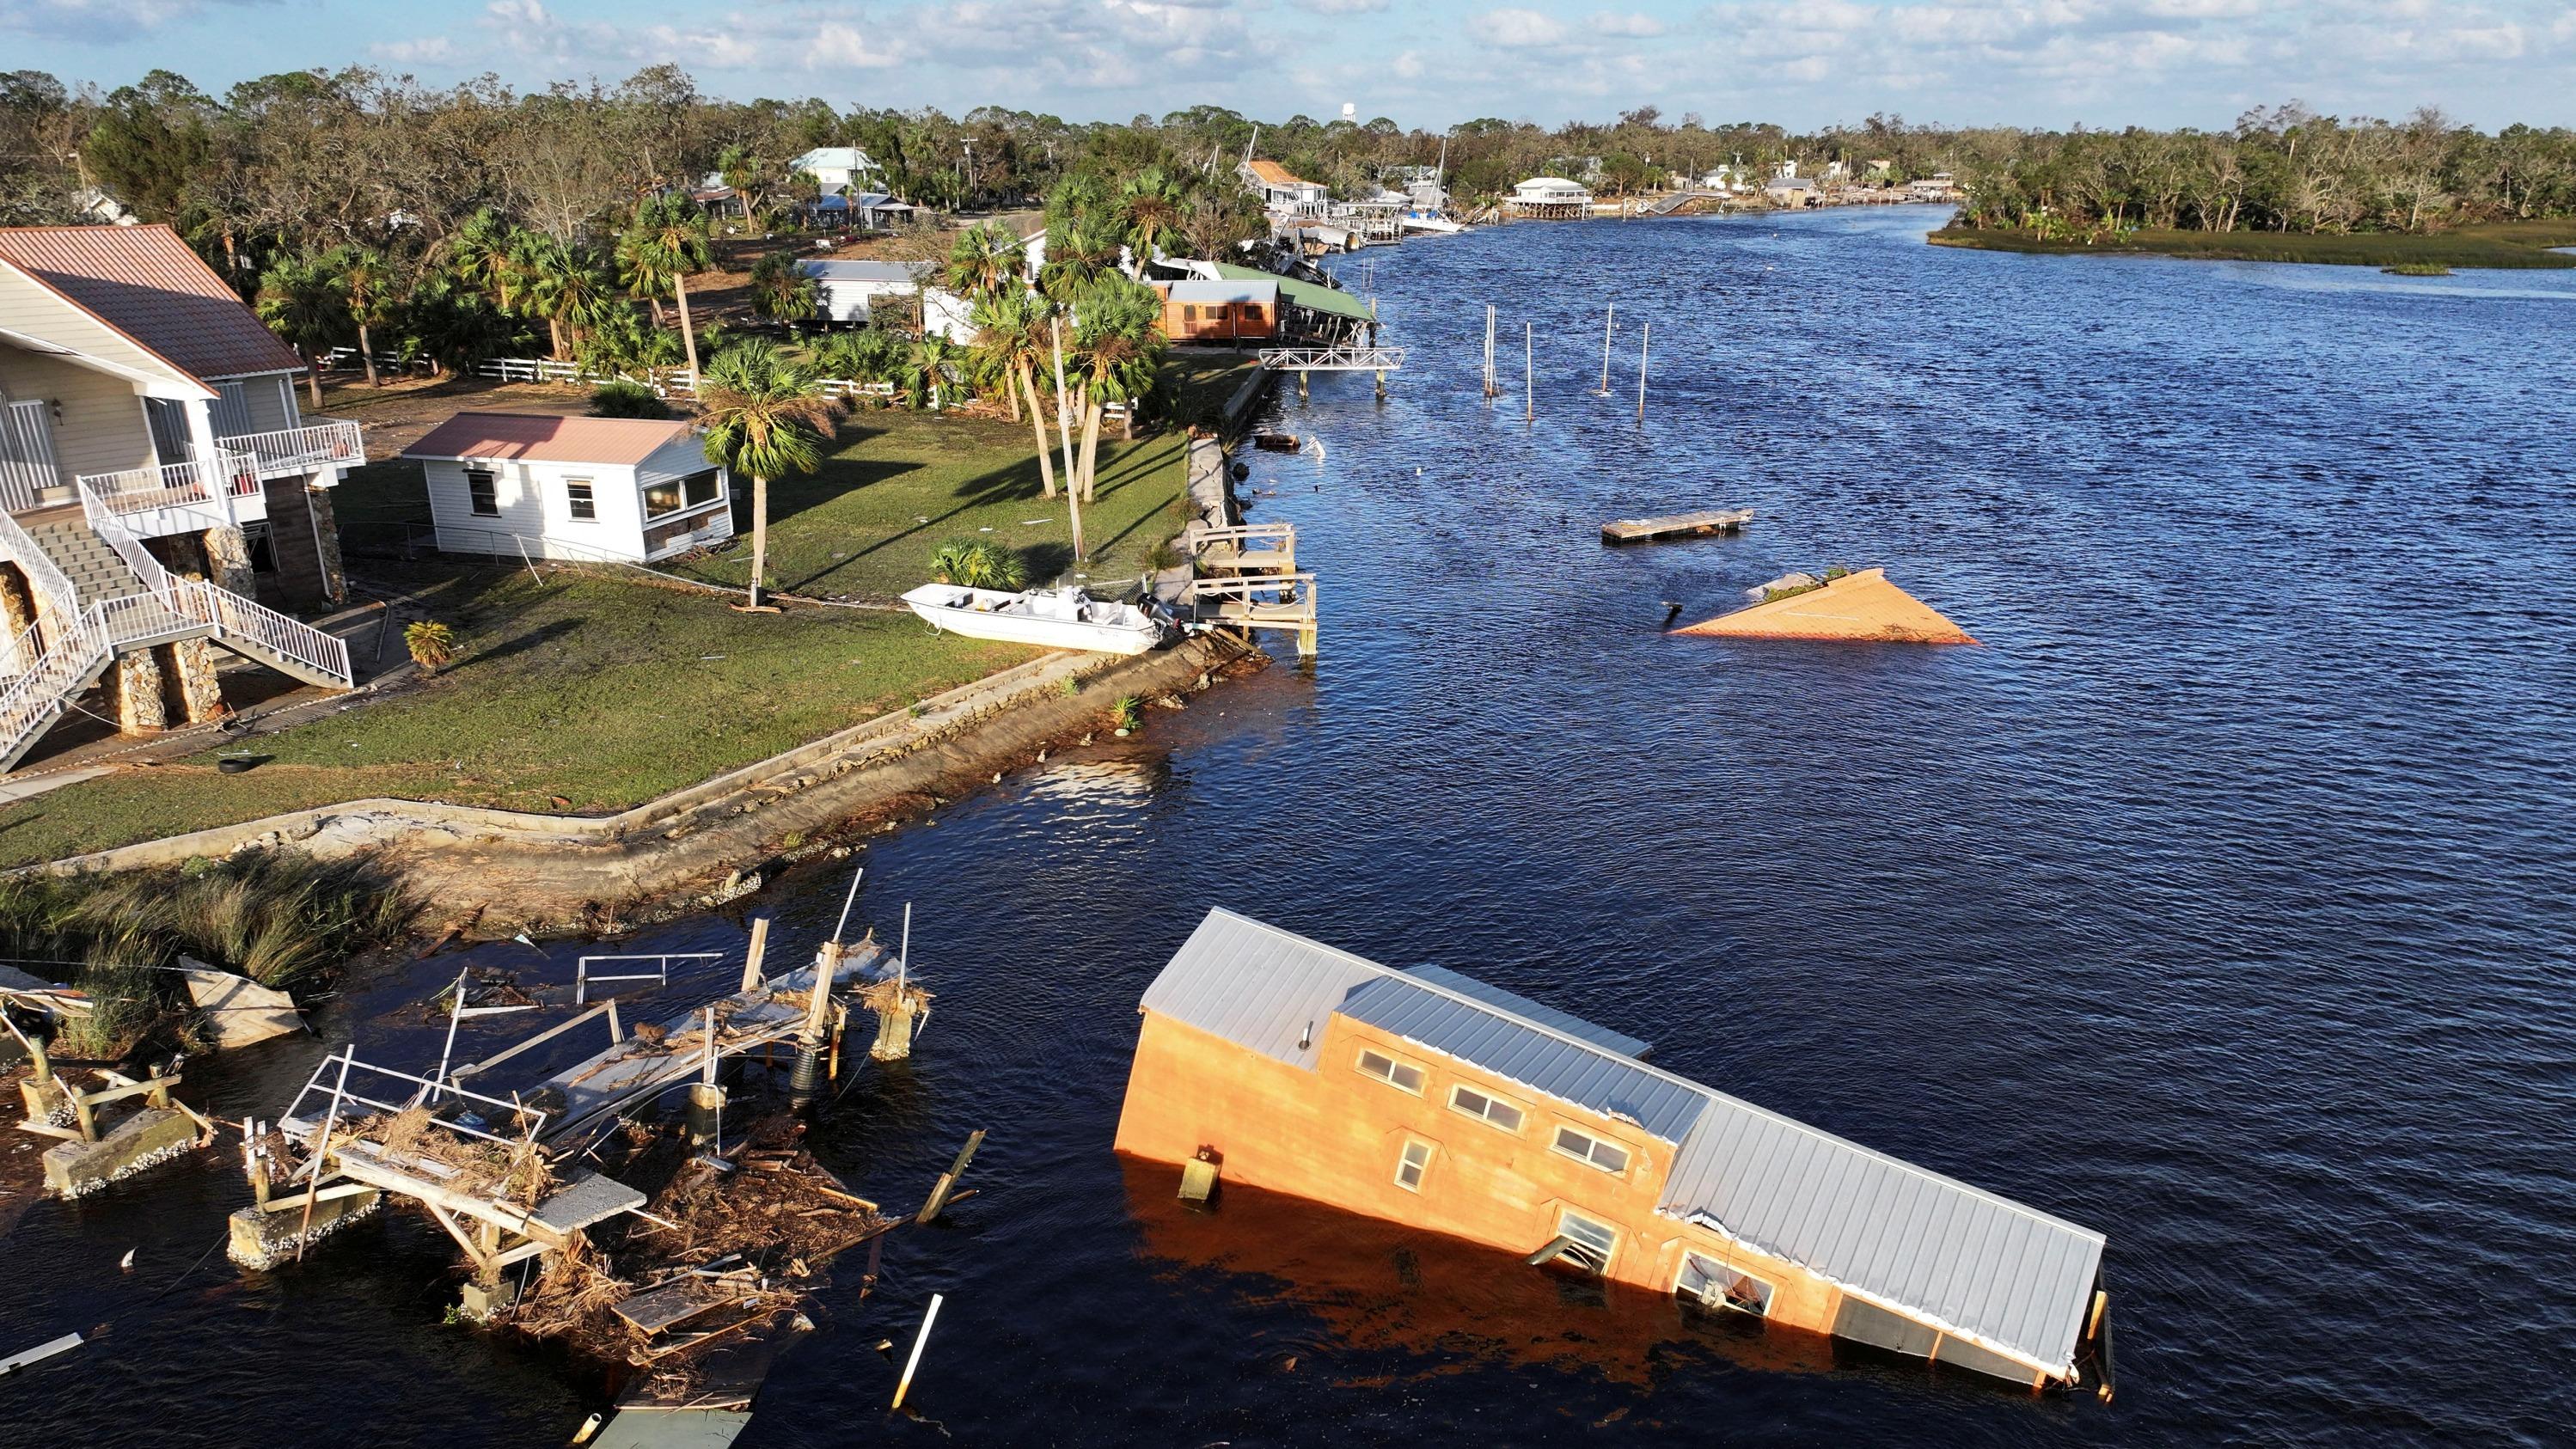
(901, 584), (1168, 656)
(1400, 214), (1469, 235)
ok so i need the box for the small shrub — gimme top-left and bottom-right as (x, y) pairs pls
(927, 537), (1027, 590)
(1111, 696), (1144, 734)
(590, 380), (670, 418)
(1060, 676), (1082, 697)
(405, 620), (458, 673)
(1823, 565), (1851, 580)
(1141, 538), (1181, 573)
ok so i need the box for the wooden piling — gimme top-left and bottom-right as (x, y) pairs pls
(1637, 321), (1649, 423)
(1597, 303), (1614, 395)
(891, 1293), (944, 1409)
(740, 916), (770, 993)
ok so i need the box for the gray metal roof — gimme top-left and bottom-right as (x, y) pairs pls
(801, 260), (928, 285)
(1137, 909), (1383, 1069)
(1404, 964), (1653, 1059)
(1341, 975), (1705, 1143)
(1135, 908), (2107, 1376)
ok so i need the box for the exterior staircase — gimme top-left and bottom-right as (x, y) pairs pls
(0, 491), (353, 772)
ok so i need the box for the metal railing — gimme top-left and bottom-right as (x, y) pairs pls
(75, 449), (259, 523)
(219, 418), (364, 478)
(0, 399), (58, 513)
(79, 477), (352, 687)
(575, 951), (724, 1005)
(1258, 345), (1407, 371)
(0, 507), (78, 622)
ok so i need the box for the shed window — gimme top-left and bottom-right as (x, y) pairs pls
(1449, 1085), (1524, 1134)
(566, 480), (597, 521)
(465, 468), (499, 517)
(1678, 1252), (1773, 1317)
(1556, 1209), (1617, 1274)
(1355, 1049), (1423, 1095)
(1393, 1139), (1433, 1192)
(645, 469), (722, 520)
(1183, 304), (1199, 322)
(1552, 1126), (1630, 1176)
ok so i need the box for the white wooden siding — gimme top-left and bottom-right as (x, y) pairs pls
(0, 344), (156, 481)
(421, 439), (730, 564)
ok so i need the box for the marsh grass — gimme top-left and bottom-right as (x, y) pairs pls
(0, 851), (419, 1059)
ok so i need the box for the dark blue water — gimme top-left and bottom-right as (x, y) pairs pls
(8, 206), (2575, 1446)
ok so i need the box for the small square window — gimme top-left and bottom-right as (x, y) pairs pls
(566, 480), (596, 521)
(1394, 1140), (1432, 1192)
(1355, 1048), (1423, 1095)
(466, 469), (499, 517)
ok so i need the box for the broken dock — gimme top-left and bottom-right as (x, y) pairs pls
(1600, 507), (1754, 546)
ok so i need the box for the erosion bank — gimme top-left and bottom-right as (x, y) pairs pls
(27, 637), (1247, 935)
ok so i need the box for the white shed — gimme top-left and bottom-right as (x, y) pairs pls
(401, 412), (733, 564)
(802, 260), (933, 323)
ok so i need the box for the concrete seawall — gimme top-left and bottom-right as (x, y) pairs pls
(29, 637), (1243, 934)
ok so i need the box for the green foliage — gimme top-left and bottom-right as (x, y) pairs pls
(927, 536), (1027, 590)
(698, 339), (844, 481)
(815, 327), (904, 384)
(590, 379), (670, 418)
(1110, 695), (1143, 733)
(748, 248), (819, 322)
(405, 619), (458, 672)
(254, 253), (351, 362)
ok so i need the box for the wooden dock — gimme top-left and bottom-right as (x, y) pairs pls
(1190, 572), (1318, 657)
(1190, 522), (1295, 576)
(1600, 508), (1754, 546)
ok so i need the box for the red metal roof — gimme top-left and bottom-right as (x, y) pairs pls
(0, 224), (306, 384)
(402, 412), (699, 468)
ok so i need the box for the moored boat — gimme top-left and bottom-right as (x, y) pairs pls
(901, 584), (1169, 656)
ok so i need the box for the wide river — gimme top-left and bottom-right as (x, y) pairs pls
(8, 206), (2574, 1446)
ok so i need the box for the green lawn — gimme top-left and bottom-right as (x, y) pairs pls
(0, 562), (1040, 867)
(0, 358), (1251, 870)
(1927, 219), (2576, 269)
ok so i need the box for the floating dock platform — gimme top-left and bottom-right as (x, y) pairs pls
(1600, 508), (1754, 546)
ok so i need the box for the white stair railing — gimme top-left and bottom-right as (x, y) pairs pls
(78, 478), (352, 688)
(76, 449), (258, 521)
(0, 507), (79, 622)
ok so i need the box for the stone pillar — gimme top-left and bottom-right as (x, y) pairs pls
(99, 650), (168, 734)
(0, 565), (37, 670)
(305, 484), (346, 605)
(167, 638), (227, 724)
(201, 526), (257, 596)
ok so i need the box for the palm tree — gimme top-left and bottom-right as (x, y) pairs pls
(1037, 212), (1123, 302)
(899, 334), (959, 410)
(969, 287), (1059, 494)
(1119, 168), (1186, 261)
(619, 194), (713, 384)
(333, 245), (398, 388)
(255, 254), (350, 408)
(696, 341), (845, 610)
(718, 146), (775, 225)
(942, 221), (1025, 303)
(1068, 280), (1164, 502)
(519, 237), (614, 361)
(746, 249), (817, 325)
(444, 209), (526, 312)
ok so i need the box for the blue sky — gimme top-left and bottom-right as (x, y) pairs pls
(9, 0), (2573, 130)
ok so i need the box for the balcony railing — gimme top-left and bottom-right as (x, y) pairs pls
(74, 449), (259, 524)
(220, 418), (364, 478)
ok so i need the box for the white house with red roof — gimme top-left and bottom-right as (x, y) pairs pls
(401, 412), (731, 565)
(0, 224), (358, 768)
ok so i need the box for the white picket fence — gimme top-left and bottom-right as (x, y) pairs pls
(468, 357), (902, 405)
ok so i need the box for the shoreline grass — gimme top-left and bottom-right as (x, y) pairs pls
(1926, 220), (2576, 270)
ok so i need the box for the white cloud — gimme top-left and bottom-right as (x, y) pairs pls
(1295, 0), (1392, 12)
(370, 36), (457, 64)
(0, 0), (242, 43)
(1591, 10), (1666, 35)
(1470, 7), (1570, 46)
(1392, 49), (1426, 77)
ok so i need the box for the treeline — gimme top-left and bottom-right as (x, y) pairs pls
(1949, 105), (2576, 238)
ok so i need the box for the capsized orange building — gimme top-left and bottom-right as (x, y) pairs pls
(1116, 909), (2114, 1392)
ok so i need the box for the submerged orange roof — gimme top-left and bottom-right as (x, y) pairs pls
(1674, 568), (1975, 645)
(402, 411), (697, 467)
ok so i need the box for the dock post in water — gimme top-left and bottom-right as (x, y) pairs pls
(1597, 303), (1614, 395)
(793, 869), (864, 1106)
(870, 903), (930, 1062)
(1637, 320), (1649, 423)
(740, 916), (770, 994)
(1524, 321), (1533, 423)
